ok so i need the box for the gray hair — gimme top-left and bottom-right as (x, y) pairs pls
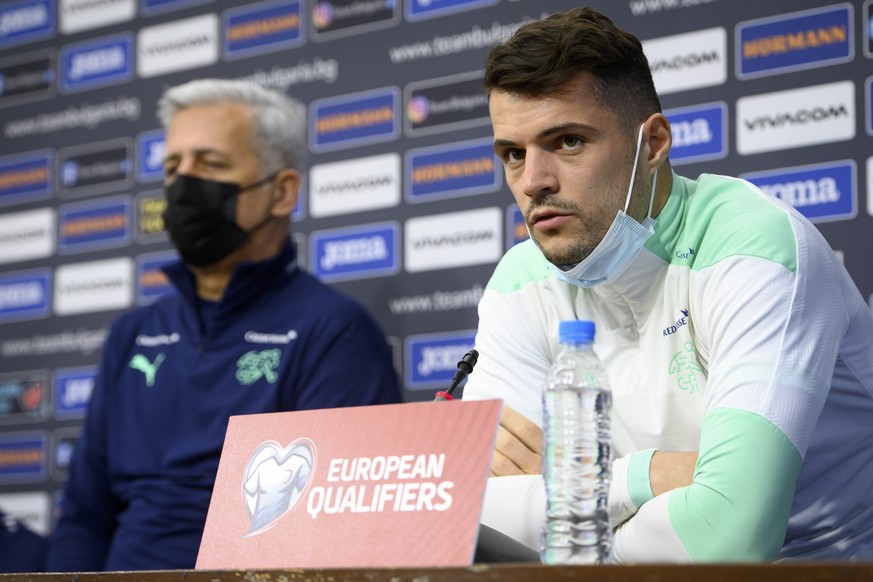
(157, 78), (307, 174)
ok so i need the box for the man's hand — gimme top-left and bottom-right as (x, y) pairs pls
(491, 406), (543, 476)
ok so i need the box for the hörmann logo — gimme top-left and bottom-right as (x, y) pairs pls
(54, 257), (133, 316)
(135, 250), (176, 304)
(0, 433), (48, 483)
(404, 71), (489, 136)
(57, 138), (132, 197)
(309, 153), (400, 218)
(60, 33), (133, 93)
(136, 129), (165, 182)
(310, 222), (399, 282)
(137, 13), (218, 78)
(0, 207), (54, 266)
(224, 0), (303, 59)
(406, 138), (499, 203)
(58, 195), (130, 254)
(405, 330), (476, 389)
(506, 205), (527, 249)
(742, 160), (856, 224)
(0, 269), (50, 323)
(737, 81), (855, 155)
(53, 366), (95, 418)
(643, 27), (727, 95)
(310, 87), (399, 152)
(405, 207), (501, 273)
(0, 371), (49, 421)
(737, 4), (853, 79)
(0, 0), (55, 50)
(0, 150), (51, 207)
(0, 50), (54, 109)
(60, 0), (135, 34)
(311, 0), (399, 41)
(664, 102), (727, 165)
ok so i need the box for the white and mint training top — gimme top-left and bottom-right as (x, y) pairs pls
(465, 171), (873, 562)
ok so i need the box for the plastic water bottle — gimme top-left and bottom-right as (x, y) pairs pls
(541, 319), (612, 564)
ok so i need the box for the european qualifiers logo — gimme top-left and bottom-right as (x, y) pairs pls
(310, 222), (399, 283)
(0, 268), (50, 323)
(59, 0), (135, 35)
(404, 207), (502, 273)
(136, 128), (164, 183)
(643, 27), (727, 95)
(57, 138), (133, 198)
(243, 438), (315, 535)
(310, 86), (399, 152)
(52, 366), (96, 419)
(309, 153), (400, 218)
(0, 49), (55, 109)
(736, 81), (855, 155)
(0, 207), (55, 266)
(737, 4), (853, 79)
(404, 330), (476, 390)
(0, 149), (52, 207)
(404, 71), (490, 137)
(506, 204), (527, 249)
(135, 250), (177, 305)
(59, 32), (133, 93)
(741, 160), (856, 224)
(0, 0), (55, 51)
(0, 432), (48, 484)
(405, 137), (500, 204)
(139, 0), (212, 16)
(0, 371), (49, 423)
(137, 12), (218, 78)
(223, 0), (303, 60)
(310, 0), (399, 42)
(405, 0), (498, 22)
(664, 102), (727, 166)
(134, 190), (167, 243)
(58, 195), (131, 254)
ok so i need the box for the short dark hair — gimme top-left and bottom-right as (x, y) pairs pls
(484, 7), (661, 135)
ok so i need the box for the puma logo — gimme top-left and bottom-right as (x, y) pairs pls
(129, 353), (166, 387)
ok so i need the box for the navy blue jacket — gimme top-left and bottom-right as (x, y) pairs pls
(46, 242), (401, 571)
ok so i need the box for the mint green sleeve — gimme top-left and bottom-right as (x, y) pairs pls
(613, 407), (802, 563)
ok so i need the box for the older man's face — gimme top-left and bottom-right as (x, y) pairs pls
(162, 102), (274, 235)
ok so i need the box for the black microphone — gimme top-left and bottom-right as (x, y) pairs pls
(434, 349), (479, 401)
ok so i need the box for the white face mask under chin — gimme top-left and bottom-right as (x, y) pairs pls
(542, 124), (658, 288)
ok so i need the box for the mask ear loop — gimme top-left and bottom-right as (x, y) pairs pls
(622, 125), (646, 214)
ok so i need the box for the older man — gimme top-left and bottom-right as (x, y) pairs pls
(46, 79), (401, 571)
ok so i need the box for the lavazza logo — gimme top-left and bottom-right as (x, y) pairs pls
(54, 257), (133, 316)
(0, 207), (54, 266)
(643, 27), (727, 95)
(309, 153), (400, 218)
(404, 207), (501, 273)
(137, 13), (218, 78)
(737, 80), (855, 155)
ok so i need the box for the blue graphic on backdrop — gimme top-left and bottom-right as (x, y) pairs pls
(136, 129), (165, 183)
(406, 0), (498, 21)
(737, 5), (852, 78)
(310, 87), (399, 152)
(310, 222), (399, 282)
(60, 33), (134, 93)
(665, 102), (727, 165)
(405, 330), (476, 390)
(0, 0), (55, 50)
(0, 269), (50, 322)
(0, 150), (52, 206)
(742, 160), (856, 223)
(224, 0), (303, 59)
(53, 367), (96, 419)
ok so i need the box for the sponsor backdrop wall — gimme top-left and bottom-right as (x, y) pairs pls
(0, 0), (870, 537)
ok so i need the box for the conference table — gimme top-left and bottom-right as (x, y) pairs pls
(2, 563), (873, 581)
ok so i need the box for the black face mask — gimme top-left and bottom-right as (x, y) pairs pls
(162, 174), (275, 267)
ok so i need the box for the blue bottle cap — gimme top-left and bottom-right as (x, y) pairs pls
(558, 320), (595, 343)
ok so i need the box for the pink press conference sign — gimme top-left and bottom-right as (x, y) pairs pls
(196, 399), (501, 569)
